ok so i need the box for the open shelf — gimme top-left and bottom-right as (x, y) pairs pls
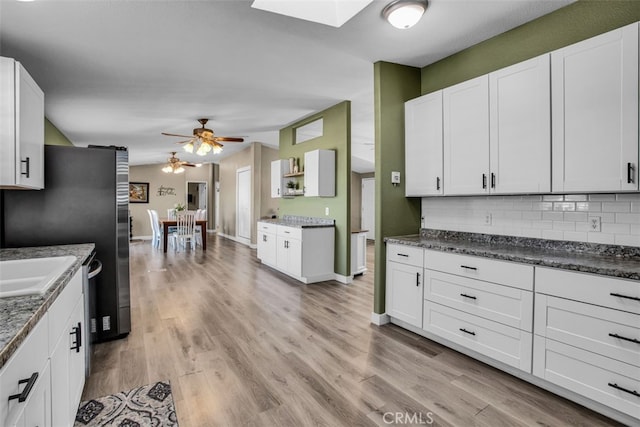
(283, 172), (304, 178)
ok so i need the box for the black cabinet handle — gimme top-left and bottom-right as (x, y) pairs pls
(460, 265), (477, 271)
(628, 163), (635, 184)
(416, 272), (420, 287)
(482, 174), (487, 189)
(491, 172), (495, 189)
(8, 372), (38, 402)
(459, 328), (476, 336)
(608, 382), (640, 398)
(20, 157), (30, 178)
(610, 292), (640, 302)
(436, 177), (441, 191)
(460, 293), (477, 300)
(70, 322), (82, 352)
(609, 333), (640, 345)
(277, 188), (280, 195)
(262, 235), (267, 242)
(397, 253), (409, 258)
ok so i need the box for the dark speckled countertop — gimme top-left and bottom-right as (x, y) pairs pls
(0, 244), (95, 369)
(385, 230), (640, 281)
(259, 214), (335, 228)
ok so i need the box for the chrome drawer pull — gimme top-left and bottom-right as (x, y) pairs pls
(610, 293), (640, 302)
(608, 382), (640, 398)
(459, 328), (476, 336)
(8, 372), (38, 403)
(460, 293), (477, 300)
(609, 333), (640, 345)
(460, 265), (477, 271)
(397, 253), (409, 257)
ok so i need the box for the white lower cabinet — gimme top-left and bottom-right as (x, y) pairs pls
(0, 266), (85, 427)
(351, 232), (367, 276)
(386, 261), (423, 328)
(257, 222), (334, 283)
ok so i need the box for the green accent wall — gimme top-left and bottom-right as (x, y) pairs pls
(373, 62), (421, 314)
(421, 0), (640, 94)
(45, 118), (73, 146)
(279, 101), (351, 277)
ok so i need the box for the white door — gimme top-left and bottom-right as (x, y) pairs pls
(214, 181), (220, 231)
(236, 167), (252, 244)
(443, 75), (490, 195)
(551, 22), (638, 192)
(361, 178), (375, 240)
(405, 90), (443, 196)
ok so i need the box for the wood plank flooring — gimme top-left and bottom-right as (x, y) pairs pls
(82, 235), (621, 426)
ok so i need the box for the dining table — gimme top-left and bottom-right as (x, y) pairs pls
(160, 218), (207, 253)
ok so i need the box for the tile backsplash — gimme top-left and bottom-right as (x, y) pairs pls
(422, 194), (640, 247)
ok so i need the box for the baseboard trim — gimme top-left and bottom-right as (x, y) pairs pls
(133, 235), (152, 241)
(218, 232), (254, 248)
(334, 274), (353, 284)
(370, 312), (390, 326)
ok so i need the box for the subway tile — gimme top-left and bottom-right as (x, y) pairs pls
(575, 222), (592, 232)
(505, 211), (522, 220)
(564, 194), (588, 201)
(576, 202), (601, 212)
(631, 202), (640, 213)
(602, 202), (631, 213)
(601, 223), (630, 234)
(522, 211), (542, 220)
(542, 230), (564, 240)
(631, 224), (640, 235)
(542, 211), (564, 221)
(533, 202), (553, 211)
(553, 221), (575, 231)
(616, 213), (640, 224)
(587, 233), (615, 244)
(616, 193), (640, 201)
(513, 201), (533, 210)
(542, 195), (564, 202)
(520, 228), (542, 238)
(614, 234), (640, 247)
(553, 202), (576, 211)
(563, 231), (588, 243)
(563, 212), (588, 222)
(589, 194), (616, 201)
(520, 195), (542, 201)
(531, 220), (553, 230)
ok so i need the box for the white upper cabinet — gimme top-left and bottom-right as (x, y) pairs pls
(489, 54), (551, 194)
(443, 75), (490, 195)
(304, 149), (335, 197)
(551, 22), (639, 193)
(270, 159), (288, 198)
(0, 57), (45, 189)
(405, 90), (443, 196)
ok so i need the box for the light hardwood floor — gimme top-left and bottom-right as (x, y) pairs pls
(82, 235), (621, 426)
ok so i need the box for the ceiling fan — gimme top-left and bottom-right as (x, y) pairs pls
(161, 152), (200, 174)
(161, 118), (244, 156)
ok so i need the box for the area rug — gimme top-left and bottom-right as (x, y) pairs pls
(74, 381), (179, 427)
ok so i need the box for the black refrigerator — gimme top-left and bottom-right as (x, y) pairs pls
(1, 145), (131, 342)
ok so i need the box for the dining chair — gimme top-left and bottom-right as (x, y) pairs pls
(167, 208), (177, 220)
(195, 209), (206, 246)
(147, 209), (162, 248)
(171, 211), (196, 251)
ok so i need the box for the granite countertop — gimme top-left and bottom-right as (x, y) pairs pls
(385, 230), (640, 281)
(259, 214), (335, 228)
(0, 244), (95, 369)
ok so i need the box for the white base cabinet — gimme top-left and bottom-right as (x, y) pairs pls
(257, 221), (334, 283)
(351, 232), (367, 276)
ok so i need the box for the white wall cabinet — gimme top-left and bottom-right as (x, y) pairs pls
(405, 91), (443, 196)
(489, 54), (551, 194)
(0, 56), (45, 190)
(443, 75), (490, 195)
(304, 149), (335, 197)
(270, 159), (289, 198)
(257, 222), (334, 283)
(551, 22), (639, 193)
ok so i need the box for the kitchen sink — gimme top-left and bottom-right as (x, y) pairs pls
(0, 256), (76, 298)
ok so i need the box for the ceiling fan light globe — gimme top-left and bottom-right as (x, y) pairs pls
(175, 166), (185, 174)
(162, 166), (172, 173)
(213, 145), (223, 154)
(196, 143), (211, 156)
(183, 142), (194, 154)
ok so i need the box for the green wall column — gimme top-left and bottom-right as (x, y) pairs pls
(373, 62), (421, 315)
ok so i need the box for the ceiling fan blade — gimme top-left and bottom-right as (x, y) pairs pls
(162, 132), (193, 138)
(182, 163), (197, 167)
(174, 139), (195, 145)
(215, 137), (244, 142)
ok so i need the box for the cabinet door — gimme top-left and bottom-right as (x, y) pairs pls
(68, 298), (86, 423)
(552, 22), (639, 192)
(258, 231), (277, 266)
(304, 149), (335, 197)
(405, 91), (443, 196)
(276, 235), (289, 272)
(271, 160), (287, 198)
(16, 63), (44, 189)
(286, 238), (302, 277)
(50, 314), (72, 427)
(10, 362), (51, 427)
(355, 233), (367, 274)
(490, 54), (551, 194)
(385, 261), (423, 328)
(443, 75), (490, 195)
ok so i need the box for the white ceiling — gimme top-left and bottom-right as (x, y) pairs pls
(0, 0), (574, 173)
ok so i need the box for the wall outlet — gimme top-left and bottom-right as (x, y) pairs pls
(484, 212), (492, 226)
(589, 216), (601, 232)
(325, 207), (329, 216)
(102, 316), (111, 331)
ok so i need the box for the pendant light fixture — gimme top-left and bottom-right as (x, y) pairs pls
(382, 0), (427, 29)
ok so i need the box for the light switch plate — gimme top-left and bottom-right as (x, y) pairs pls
(391, 171), (401, 184)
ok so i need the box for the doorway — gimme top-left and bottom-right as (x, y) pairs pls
(361, 178), (375, 240)
(186, 181), (207, 212)
(236, 166), (252, 245)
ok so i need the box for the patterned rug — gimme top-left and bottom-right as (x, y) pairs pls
(74, 381), (178, 427)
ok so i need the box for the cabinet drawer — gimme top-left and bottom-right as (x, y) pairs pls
(387, 244), (424, 268)
(425, 250), (533, 290)
(257, 221), (276, 234)
(533, 336), (640, 420)
(277, 225), (302, 240)
(425, 269), (533, 331)
(48, 268), (82, 354)
(535, 294), (640, 368)
(536, 267), (640, 315)
(423, 302), (532, 372)
(0, 312), (48, 425)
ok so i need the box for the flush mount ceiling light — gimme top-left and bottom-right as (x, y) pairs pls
(382, 0), (427, 29)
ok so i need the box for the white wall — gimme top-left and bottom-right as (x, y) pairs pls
(422, 193), (640, 247)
